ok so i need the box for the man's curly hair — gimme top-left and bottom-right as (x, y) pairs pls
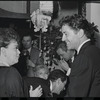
(59, 14), (99, 44)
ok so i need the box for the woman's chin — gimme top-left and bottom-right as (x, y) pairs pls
(14, 60), (18, 65)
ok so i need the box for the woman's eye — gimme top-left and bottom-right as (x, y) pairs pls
(16, 46), (19, 49)
(15, 47), (17, 49)
(65, 33), (67, 36)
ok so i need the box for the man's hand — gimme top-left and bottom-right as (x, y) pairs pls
(52, 58), (69, 72)
(58, 60), (70, 72)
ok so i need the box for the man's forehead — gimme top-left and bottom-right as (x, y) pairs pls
(23, 36), (32, 40)
(57, 48), (65, 54)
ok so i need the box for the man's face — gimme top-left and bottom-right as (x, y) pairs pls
(61, 25), (79, 50)
(52, 79), (67, 95)
(22, 36), (33, 49)
(57, 48), (74, 61)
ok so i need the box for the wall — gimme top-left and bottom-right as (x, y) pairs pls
(53, 1), (78, 27)
(0, 1), (39, 14)
(30, 1), (39, 14)
(0, 1), (26, 13)
(53, 9), (78, 27)
(86, 3), (100, 48)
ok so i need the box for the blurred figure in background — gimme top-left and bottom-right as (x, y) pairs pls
(34, 65), (49, 80)
(52, 41), (75, 76)
(27, 64), (49, 79)
(23, 64), (50, 97)
(23, 69), (67, 97)
(15, 32), (44, 77)
(52, 41), (76, 97)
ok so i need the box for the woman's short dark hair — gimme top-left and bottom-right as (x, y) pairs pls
(0, 28), (20, 48)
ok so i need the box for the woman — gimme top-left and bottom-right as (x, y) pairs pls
(0, 28), (42, 97)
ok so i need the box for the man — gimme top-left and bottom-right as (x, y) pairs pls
(53, 42), (75, 97)
(55, 41), (76, 75)
(48, 69), (68, 97)
(56, 41), (75, 62)
(21, 33), (44, 66)
(23, 69), (67, 97)
(15, 33), (43, 77)
(59, 14), (100, 97)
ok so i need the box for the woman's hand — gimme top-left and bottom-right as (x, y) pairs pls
(29, 85), (43, 97)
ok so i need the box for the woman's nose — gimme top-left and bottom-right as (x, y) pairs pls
(17, 49), (20, 54)
(62, 34), (66, 41)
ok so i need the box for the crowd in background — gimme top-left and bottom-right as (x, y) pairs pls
(0, 14), (100, 97)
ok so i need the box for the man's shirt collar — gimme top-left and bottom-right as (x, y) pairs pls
(77, 39), (90, 54)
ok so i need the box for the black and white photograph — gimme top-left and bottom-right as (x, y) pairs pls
(0, 1), (100, 99)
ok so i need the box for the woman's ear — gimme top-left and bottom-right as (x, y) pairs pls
(1, 47), (7, 56)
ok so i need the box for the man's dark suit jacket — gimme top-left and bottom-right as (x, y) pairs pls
(30, 47), (44, 65)
(68, 41), (100, 97)
(23, 77), (51, 97)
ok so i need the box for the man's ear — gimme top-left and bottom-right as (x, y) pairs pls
(57, 78), (62, 85)
(78, 29), (84, 38)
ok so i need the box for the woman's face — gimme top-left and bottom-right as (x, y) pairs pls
(3, 40), (20, 66)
